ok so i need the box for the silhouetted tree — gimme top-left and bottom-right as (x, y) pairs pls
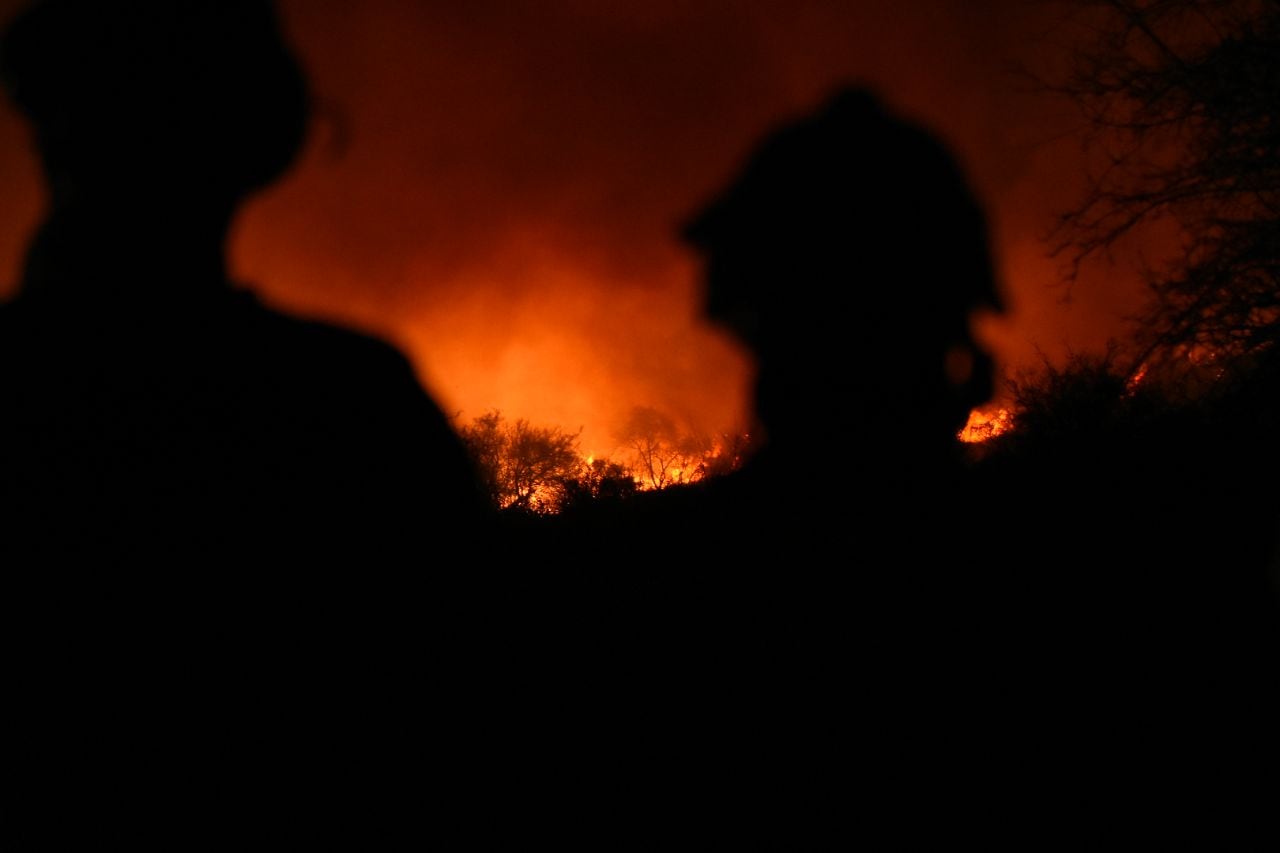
(459, 410), (582, 513)
(616, 406), (711, 489)
(459, 410), (508, 506)
(460, 409), (749, 513)
(1049, 0), (1280, 373)
(560, 457), (638, 510)
(984, 346), (1159, 458)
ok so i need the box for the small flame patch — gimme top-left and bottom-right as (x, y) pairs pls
(958, 407), (1012, 444)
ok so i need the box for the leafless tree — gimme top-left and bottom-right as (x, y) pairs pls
(1047, 0), (1280, 375)
(615, 406), (711, 490)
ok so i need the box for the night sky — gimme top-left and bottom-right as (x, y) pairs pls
(0, 0), (1153, 453)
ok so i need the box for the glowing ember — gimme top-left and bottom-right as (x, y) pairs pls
(1124, 364), (1149, 395)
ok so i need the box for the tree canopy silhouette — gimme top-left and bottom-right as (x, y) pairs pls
(1049, 0), (1280, 374)
(459, 410), (585, 513)
(615, 405), (713, 490)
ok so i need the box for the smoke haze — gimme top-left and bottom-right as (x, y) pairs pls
(0, 0), (1150, 452)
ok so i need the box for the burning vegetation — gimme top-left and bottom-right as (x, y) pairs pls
(463, 398), (1029, 514)
(959, 406), (1013, 444)
(457, 406), (755, 514)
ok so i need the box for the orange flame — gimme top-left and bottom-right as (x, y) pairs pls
(958, 407), (1012, 444)
(1124, 364), (1149, 396)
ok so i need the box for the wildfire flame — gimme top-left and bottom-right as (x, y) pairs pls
(1123, 364), (1149, 396)
(958, 406), (1012, 444)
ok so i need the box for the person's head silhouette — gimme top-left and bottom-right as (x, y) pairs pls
(1, 0), (309, 297)
(683, 88), (1003, 472)
(0, 0), (492, 559)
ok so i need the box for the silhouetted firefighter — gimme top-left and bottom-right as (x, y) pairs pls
(0, 1), (493, 845)
(668, 85), (1279, 838)
(490, 88), (1015, 842)
(672, 85), (1008, 837)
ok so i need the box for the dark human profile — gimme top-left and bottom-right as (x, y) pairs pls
(565, 87), (1004, 553)
(507, 88), (1012, 841)
(685, 87), (1001, 485)
(0, 0), (490, 560)
(661, 87), (1279, 838)
(674, 85), (1005, 820)
(0, 0), (493, 844)
(584, 87), (1008, 625)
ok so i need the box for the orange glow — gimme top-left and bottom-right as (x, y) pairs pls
(959, 407), (1012, 444)
(0, 2), (1160, 472)
(386, 252), (755, 456)
(1125, 364), (1149, 395)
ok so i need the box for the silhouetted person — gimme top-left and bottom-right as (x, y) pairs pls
(653, 87), (1280, 840)
(684, 87), (999, 504)
(659, 91), (1280, 838)
(0, 0), (489, 563)
(0, 1), (494, 844)
(673, 86), (1004, 831)
(503, 89), (1010, 843)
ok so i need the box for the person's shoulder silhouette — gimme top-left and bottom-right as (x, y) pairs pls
(620, 87), (1010, 839)
(0, 0), (490, 566)
(0, 1), (501, 844)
